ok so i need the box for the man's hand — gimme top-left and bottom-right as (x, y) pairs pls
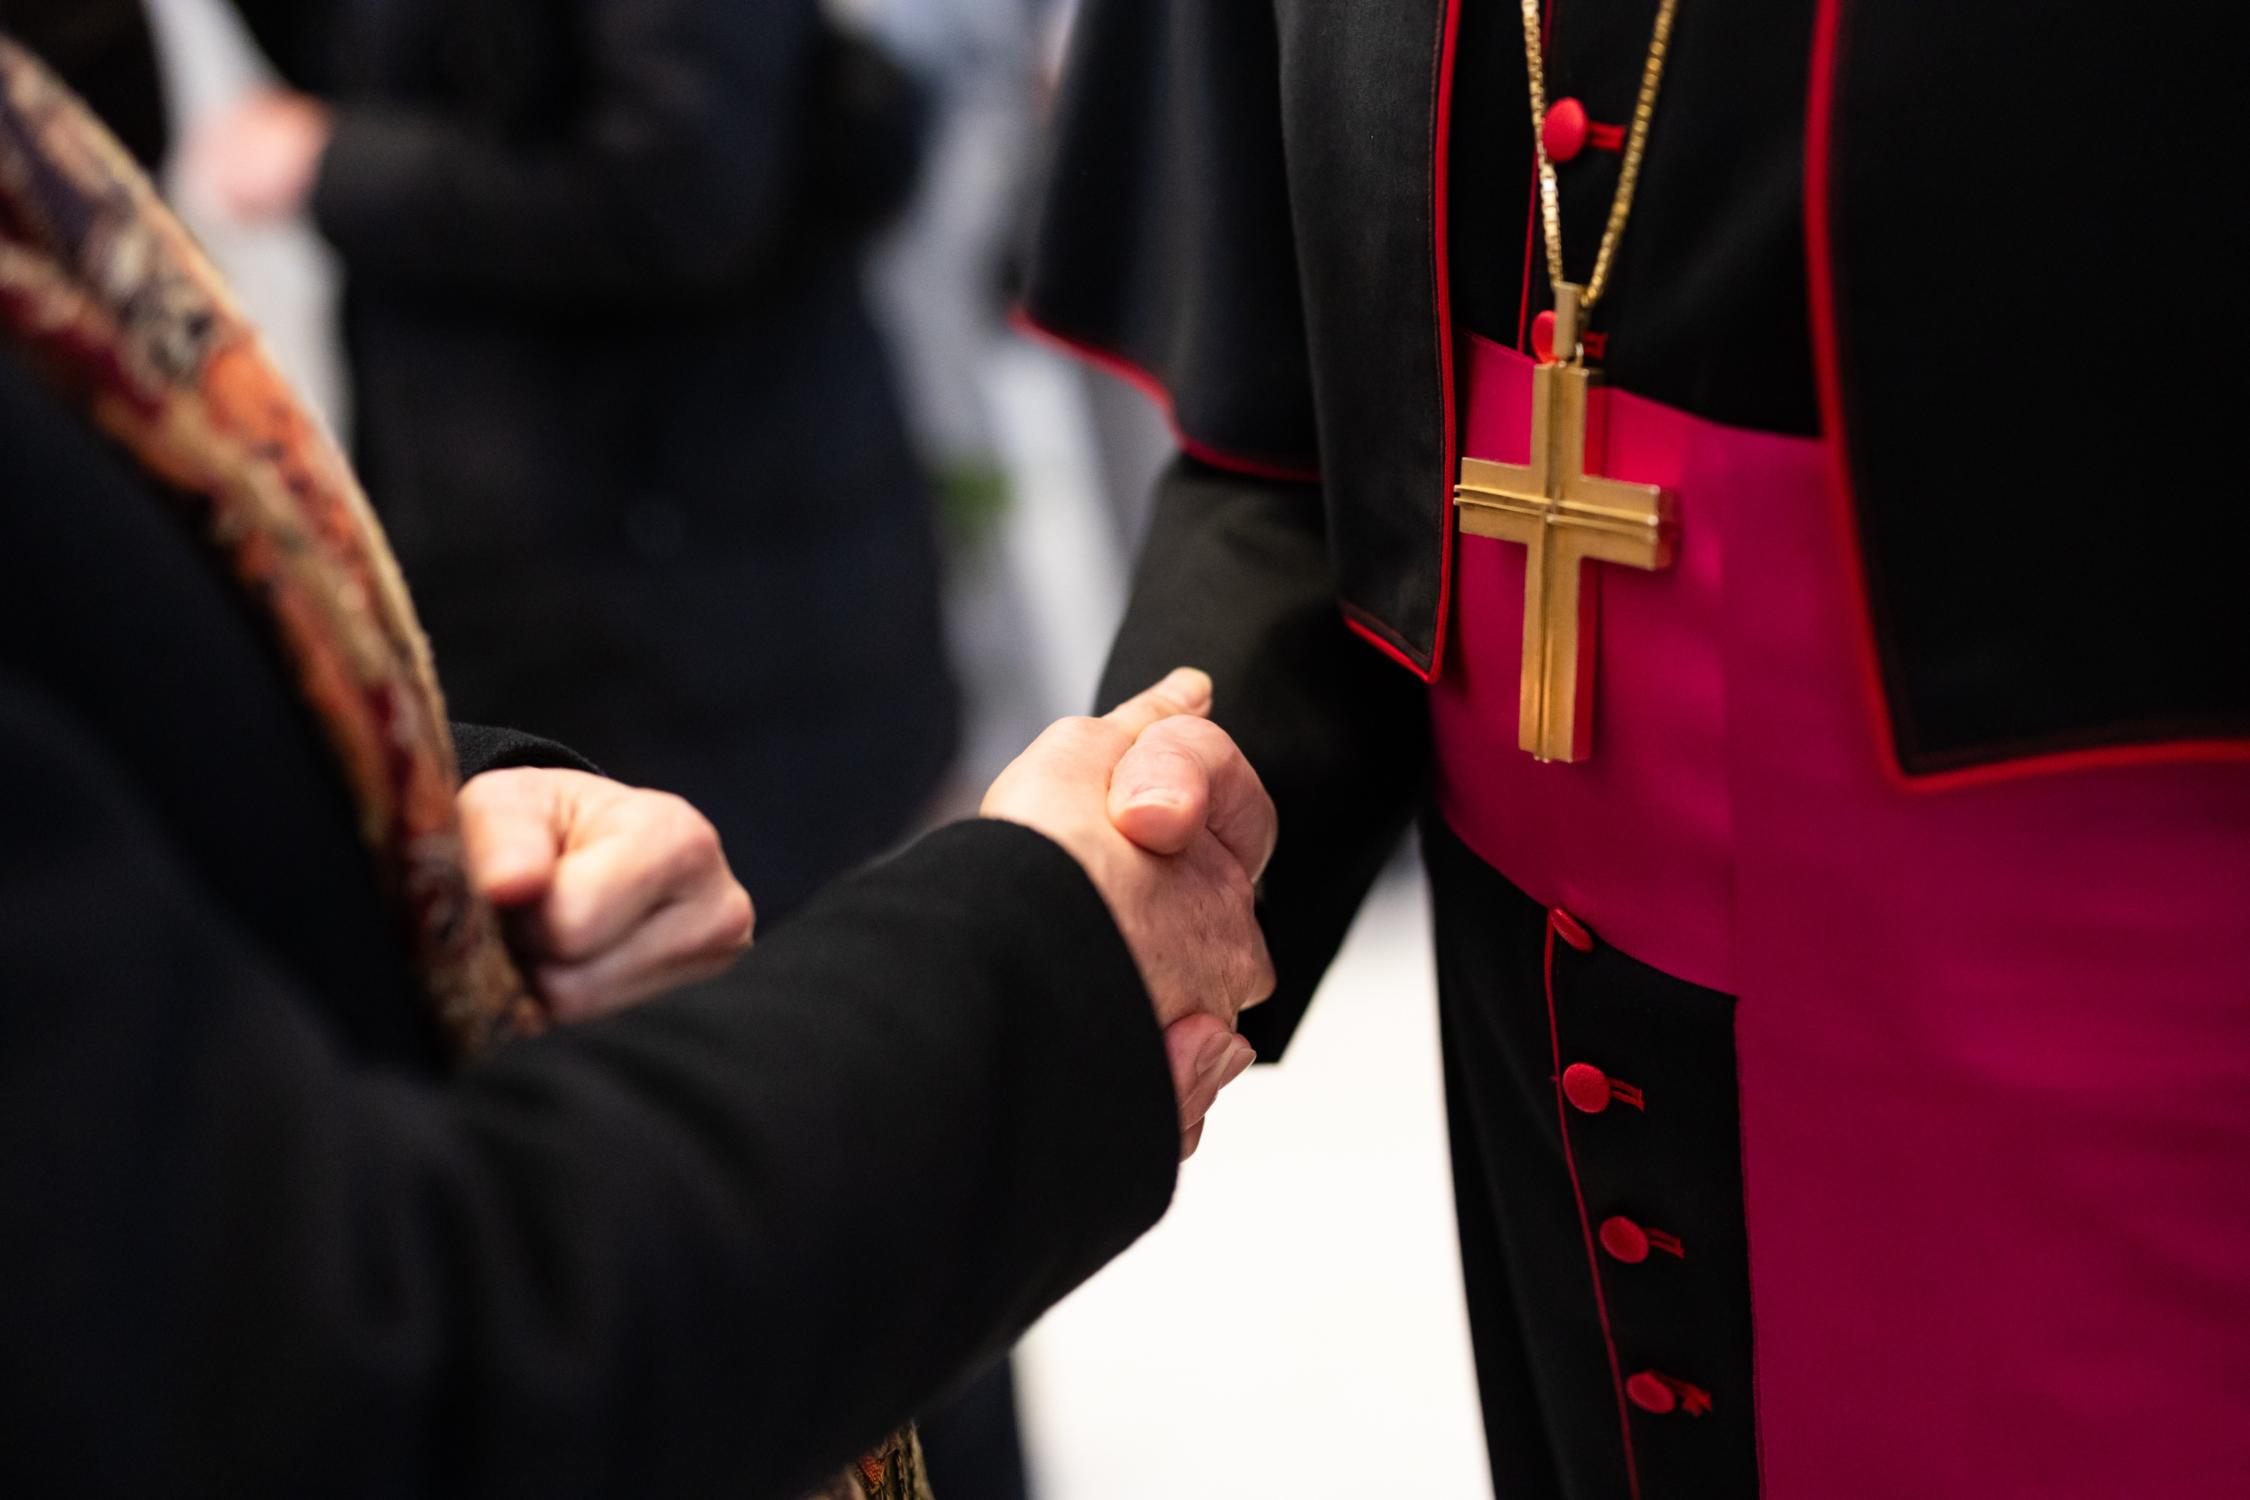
(458, 768), (755, 1024)
(982, 668), (1276, 1158)
(180, 88), (333, 224)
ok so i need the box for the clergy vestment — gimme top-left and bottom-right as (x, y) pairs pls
(1023, 2), (2250, 1496)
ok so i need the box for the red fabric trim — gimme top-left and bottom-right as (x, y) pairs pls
(1515, 174), (1539, 352)
(1546, 921), (1645, 1500)
(1006, 308), (1323, 485)
(1425, 0), (1466, 680)
(1908, 737), (2250, 791)
(1801, 3), (2250, 792)
(1588, 121), (1627, 151)
(1342, 607), (1436, 679)
(1804, 0), (1910, 792)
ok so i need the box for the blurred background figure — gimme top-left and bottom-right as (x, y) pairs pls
(178, 0), (958, 926)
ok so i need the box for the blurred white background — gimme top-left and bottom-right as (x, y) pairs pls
(145, 1), (1492, 1493)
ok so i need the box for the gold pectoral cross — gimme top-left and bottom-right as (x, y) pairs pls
(1453, 292), (1676, 763)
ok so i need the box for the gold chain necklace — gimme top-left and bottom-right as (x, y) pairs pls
(1518, 0), (1681, 359)
(1448, 1), (1686, 762)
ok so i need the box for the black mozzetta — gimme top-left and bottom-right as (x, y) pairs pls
(1026, 0), (2250, 768)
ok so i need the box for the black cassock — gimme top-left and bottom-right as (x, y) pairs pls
(1026, 2), (2250, 1498)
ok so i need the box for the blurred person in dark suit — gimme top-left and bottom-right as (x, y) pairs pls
(0, 35), (1268, 1496)
(181, 0), (958, 925)
(0, 0), (166, 166)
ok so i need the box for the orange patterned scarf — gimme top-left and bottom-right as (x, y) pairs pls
(0, 36), (926, 1500)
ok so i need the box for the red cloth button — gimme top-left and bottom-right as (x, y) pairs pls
(1543, 96), (1590, 162)
(1626, 1372), (1677, 1415)
(1600, 1215), (1651, 1264)
(1531, 309), (1556, 362)
(1549, 907), (1595, 952)
(1562, 1063), (1612, 1114)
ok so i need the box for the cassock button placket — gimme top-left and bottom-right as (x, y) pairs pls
(1539, 96), (1628, 164)
(1543, 96), (1591, 161)
(1561, 1061), (1645, 1114)
(1549, 904), (1717, 1458)
(1627, 1370), (1713, 1418)
(1599, 1214), (1686, 1265)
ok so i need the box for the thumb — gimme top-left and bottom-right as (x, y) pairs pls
(1108, 730), (1209, 855)
(1101, 666), (1214, 738)
(1102, 668), (1216, 854)
(1109, 716), (1276, 878)
(458, 772), (564, 908)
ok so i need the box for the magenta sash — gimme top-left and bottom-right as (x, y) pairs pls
(1432, 330), (2250, 1495)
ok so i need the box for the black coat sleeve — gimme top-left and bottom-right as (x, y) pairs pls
(307, 0), (820, 304)
(0, 671), (1175, 1498)
(1096, 461), (1428, 1058)
(451, 721), (601, 780)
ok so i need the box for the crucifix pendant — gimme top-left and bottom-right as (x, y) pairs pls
(1452, 285), (1677, 763)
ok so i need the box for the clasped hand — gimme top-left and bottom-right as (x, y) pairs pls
(982, 668), (1278, 1159)
(458, 768), (756, 1022)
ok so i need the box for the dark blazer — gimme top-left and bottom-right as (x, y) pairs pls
(269, 0), (956, 922)
(0, 1), (165, 166)
(0, 348), (1175, 1494)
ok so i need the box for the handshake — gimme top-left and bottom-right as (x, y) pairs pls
(453, 667), (1274, 1161)
(980, 667), (1277, 1159)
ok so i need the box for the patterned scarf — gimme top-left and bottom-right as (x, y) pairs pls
(0, 36), (926, 1500)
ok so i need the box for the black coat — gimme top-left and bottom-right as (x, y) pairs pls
(0, 348), (1175, 1495)
(269, 0), (957, 921)
(0, 1), (164, 166)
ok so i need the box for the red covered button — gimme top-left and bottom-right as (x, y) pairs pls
(1599, 1215), (1651, 1264)
(1543, 96), (1590, 162)
(1626, 1372), (1677, 1414)
(1549, 907), (1595, 952)
(1562, 1063), (1613, 1114)
(1531, 309), (1556, 362)
(1628, 1372), (1712, 1416)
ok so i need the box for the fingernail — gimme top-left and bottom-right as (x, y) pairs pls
(1158, 667), (1212, 710)
(1126, 782), (1184, 811)
(1216, 1041), (1257, 1089)
(1194, 1030), (1235, 1080)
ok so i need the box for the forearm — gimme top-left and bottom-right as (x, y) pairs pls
(2, 680), (1173, 1494)
(1098, 459), (1429, 1055)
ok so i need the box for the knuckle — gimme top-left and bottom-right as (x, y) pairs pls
(537, 965), (591, 1018)
(658, 796), (723, 865)
(544, 911), (600, 962)
(1170, 715), (1232, 751)
(714, 883), (756, 950)
(537, 885), (607, 959)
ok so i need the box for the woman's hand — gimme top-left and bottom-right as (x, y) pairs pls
(458, 768), (755, 1023)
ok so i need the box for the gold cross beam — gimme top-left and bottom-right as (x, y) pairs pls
(1454, 359), (1676, 763)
